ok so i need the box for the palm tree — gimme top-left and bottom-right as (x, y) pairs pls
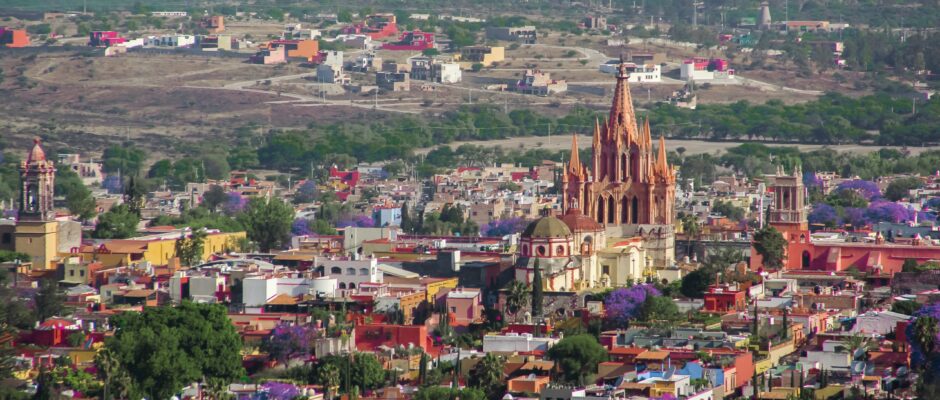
(204, 377), (231, 400)
(317, 363), (341, 400)
(96, 348), (132, 400)
(843, 333), (869, 360)
(913, 316), (939, 367)
(681, 214), (700, 257)
(468, 353), (506, 400)
(504, 280), (530, 320)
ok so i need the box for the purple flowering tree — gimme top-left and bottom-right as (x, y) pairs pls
(604, 284), (661, 327)
(291, 218), (312, 236)
(809, 204), (839, 227)
(223, 193), (247, 215)
(294, 181), (319, 204)
(101, 175), (123, 194)
(865, 201), (914, 224)
(803, 172), (823, 189)
(836, 180), (882, 201)
(842, 207), (868, 228)
(262, 323), (318, 365)
(482, 217), (531, 237)
(906, 302), (940, 367)
(336, 214), (374, 228)
(260, 381), (301, 400)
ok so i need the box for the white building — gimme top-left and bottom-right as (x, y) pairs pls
(241, 274), (337, 306)
(599, 61), (662, 83)
(482, 333), (558, 353)
(436, 62), (462, 83)
(852, 310), (910, 336)
(168, 271), (225, 304)
(151, 11), (188, 17)
(316, 257), (382, 290)
(145, 35), (196, 48)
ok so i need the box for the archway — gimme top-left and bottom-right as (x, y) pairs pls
(621, 195), (629, 223)
(802, 251), (811, 269)
(631, 196), (639, 224)
(607, 196), (615, 224)
(596, 197), (605, 224)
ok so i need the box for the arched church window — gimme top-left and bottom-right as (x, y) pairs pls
(556, 245), (565, 256)
(537, 245), (546, 256)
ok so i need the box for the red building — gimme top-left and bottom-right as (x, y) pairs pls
(88, 31), (126, 47)
(703, 284), (747, 313)
(382, 31), (435, 51)
(751, 167), (940, 275)
(354, 323), (429, 353)
(343, 14), (398, 39)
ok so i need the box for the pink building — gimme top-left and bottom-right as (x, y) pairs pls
(249, 45), (286, 65)
(445, 287), (483, 326)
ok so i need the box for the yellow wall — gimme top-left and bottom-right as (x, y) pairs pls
(424, 277), (458, 303)
(82, 232), (246, 269)
(14, 220), (58, 270)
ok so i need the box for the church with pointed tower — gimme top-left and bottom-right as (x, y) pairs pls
(0, 139), (81, 271)
(561, 61), (678, 269)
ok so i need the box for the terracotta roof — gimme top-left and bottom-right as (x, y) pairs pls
(559, 207), (603, 232)
(636, 350), (670, 361)
(26, 138), (46, 163)
(123, 289), (155, 298)
(267, 293), (298, 306)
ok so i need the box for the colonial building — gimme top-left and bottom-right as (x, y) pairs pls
(0, 139), (81, 270)
(562, 62), (677, 267)
(752, 166), (940, 275)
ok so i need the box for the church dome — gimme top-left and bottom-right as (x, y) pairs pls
(26, 138), (46, 163)
(522, 215), (572, 238)
(559, 207), (603, 232)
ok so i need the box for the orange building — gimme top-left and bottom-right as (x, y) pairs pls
(508, 374), (551, 394)
(0, 28), (29, 48)
(270, 39), (319, 60)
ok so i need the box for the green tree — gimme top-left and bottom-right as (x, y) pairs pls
(337, 10), (353, 22)
(637, 295), (680, 322)
(412, 387), (485, 400)
(101, 144), (146, 177)
(55, 168), (96, 220)
(913, 316), (938, 364)
(202, 185), (228, 213)
(531, 257), (543, 325)
(468, 353), (505, 399)
(892, 300), (922, 316)
(680, 268), (712, 299)
(317, 362), (340, 399)
(237, 197), (294, 252)
(317, 353), (386, 392)
(34, 278), (65, 323)
(174, 229), (207, 267)
(504, 280), (530, 317)
(106, 302), (244, 399)
(754, 226), (787, 269)
(93, 204), (140, 239)
(546, 334), (608, 386)
(884, 177), (923, 202)
(96, 348), (132, 400)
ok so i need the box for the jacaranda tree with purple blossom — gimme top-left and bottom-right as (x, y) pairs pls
(907, 302), (940, 367)
(224, 192), (247, 215)
(482, 217), (530, 237)
(336, 214), (374, 228)
(291, 218), (313, 236)
(262, 323), (318, 366)
(836, 180), (882, 201)
(259, 381), (301, 400)
(809, 204), (839, 227)
(604, 284), (661, 327)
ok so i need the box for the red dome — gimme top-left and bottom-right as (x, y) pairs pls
(26, 137), (46, 163)
(559, 207), (603, 232)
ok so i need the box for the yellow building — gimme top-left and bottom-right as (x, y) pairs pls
(420, 276), (458, 303)
(458, 46), (505, 67)
(79, 231), (246, 269)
